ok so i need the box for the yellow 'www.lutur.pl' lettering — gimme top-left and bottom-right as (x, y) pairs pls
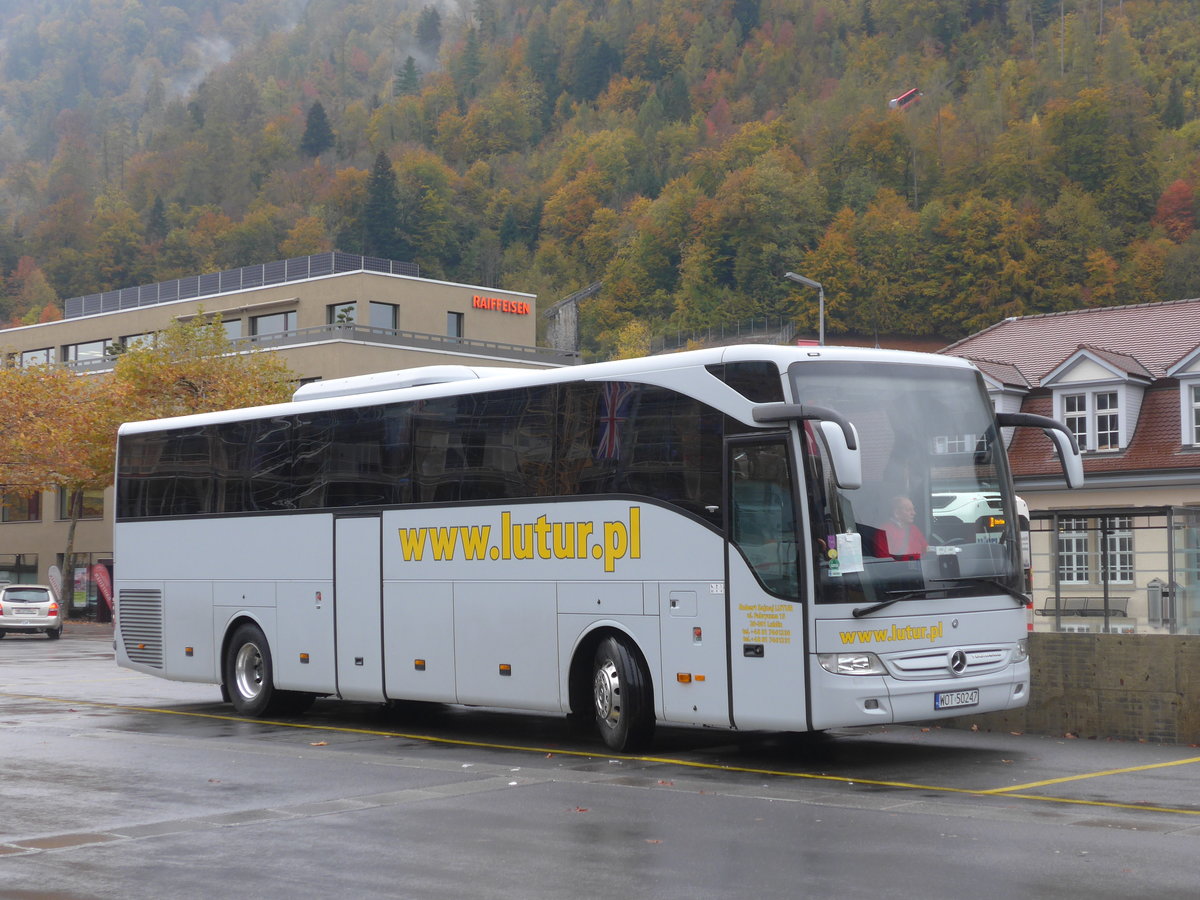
(397, 507), (642, 573)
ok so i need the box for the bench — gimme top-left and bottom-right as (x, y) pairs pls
(1034, 596), (1129, 617)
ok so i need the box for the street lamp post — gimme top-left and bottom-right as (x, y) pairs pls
(784, 271), (824, 346)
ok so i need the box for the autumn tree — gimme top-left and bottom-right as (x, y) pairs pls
(0, 318), (294, 611)
(0, 365), (123, 611)
(111, 315), (295, 420)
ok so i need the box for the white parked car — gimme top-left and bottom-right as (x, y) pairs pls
(0, 584), (63, 639)
(931, 492), (1002, 524)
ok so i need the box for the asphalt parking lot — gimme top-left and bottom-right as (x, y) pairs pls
(3, 623), (1200, 899)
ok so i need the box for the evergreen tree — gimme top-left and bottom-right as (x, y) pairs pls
(475, 0), (498, 42)
(146, 194), (168, 243)
(1163, 77), (1186, 130)
(416, 6), (442, 58)
(571, 27), (619, 102)
(525, 22), (561, 124)
(301, 101), (335, 158)
(454, 27), (484, 100)
(363, 152), (401, 259)
(396, 56), (421, 96)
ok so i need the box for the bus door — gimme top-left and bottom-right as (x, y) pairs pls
(334, 515), (386, 701)
(725, 436), (809, 732)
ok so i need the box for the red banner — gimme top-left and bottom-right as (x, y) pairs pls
(91, 564), (113, 615)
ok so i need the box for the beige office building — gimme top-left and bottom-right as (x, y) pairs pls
(0, 252), (575, 615)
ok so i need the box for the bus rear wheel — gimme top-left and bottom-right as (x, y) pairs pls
(225, 623), (276, 716)
(223, 623), (315, 717)
(592, 635), (654, 753)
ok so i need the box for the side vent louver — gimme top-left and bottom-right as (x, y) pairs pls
(118, 589), (164, 669)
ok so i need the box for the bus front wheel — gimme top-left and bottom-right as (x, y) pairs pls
(592, 635), (654, 753)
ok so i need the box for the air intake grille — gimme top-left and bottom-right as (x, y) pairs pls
(887, 646), (1009, 680)
(118, 589), (164, 669)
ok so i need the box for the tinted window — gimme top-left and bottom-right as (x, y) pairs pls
(559, 382), (722, 524)
(413, 387), (555, 502)
(293, 406), (411, 508)
(119, 382), (724, 522)
(708, 361), (785, 403)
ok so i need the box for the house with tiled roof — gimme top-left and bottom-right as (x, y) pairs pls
(942, 299), (1200, 636)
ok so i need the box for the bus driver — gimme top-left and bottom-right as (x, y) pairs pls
(873, 495), (927, 560)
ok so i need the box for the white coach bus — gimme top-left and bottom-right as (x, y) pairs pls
(113, 345), (1082, 751)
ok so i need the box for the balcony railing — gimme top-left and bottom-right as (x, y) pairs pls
(63, 322), (578, 374)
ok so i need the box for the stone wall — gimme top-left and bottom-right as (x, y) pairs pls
(940, 633), (1200, 744)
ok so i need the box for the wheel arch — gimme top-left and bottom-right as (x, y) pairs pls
(567, 623), (656, 720)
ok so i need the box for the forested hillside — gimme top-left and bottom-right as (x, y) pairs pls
(2, 0), (1200, 358)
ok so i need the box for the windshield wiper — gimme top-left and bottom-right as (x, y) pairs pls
(929, 576), (1029, 605)
(852, 589), (926, 618)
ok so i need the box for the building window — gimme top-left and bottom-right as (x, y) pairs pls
(0, 553), (38, 583)
(20, 348), (55, 366)
(2, 492), (41, 523)
(1095, 391), (1119, 450)
(327, 303), (357, 324)
(447, 311), (464, 339)
(1062, 390), (1120, 452)
(1064, 393), (1087, 449)
(1057, 516), (1090, 583)
(249, 311), (296, 336)
(63, 339), (112, 363)
(120, 333), (154, 351)
(1102, 516), (1134, 584)
(933, 433), (978, 454)
(369, 302), (398, 330)
(58, 488), (104, 520)
(1191, 384), (1200, 445)
(223, 319), (242, 340)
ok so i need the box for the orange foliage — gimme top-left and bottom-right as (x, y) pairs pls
(1152, 180), (1196, 242)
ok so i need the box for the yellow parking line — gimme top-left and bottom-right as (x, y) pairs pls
(982, 755), (1200, 794)
(7, 692), (1200, 818)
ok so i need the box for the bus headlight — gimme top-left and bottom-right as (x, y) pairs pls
(1011, 639), (1029, 663)
(818, 652), (887, 675)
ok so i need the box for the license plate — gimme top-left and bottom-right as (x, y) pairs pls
(934, 689), (979, 710)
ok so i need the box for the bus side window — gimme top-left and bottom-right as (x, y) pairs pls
(729, 441), (800, 599)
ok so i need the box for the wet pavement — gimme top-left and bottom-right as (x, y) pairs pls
(2, 623), (1199, 898)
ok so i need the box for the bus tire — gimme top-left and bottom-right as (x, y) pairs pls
(592, 635), (654, 753)
(224, 623), (279, 717)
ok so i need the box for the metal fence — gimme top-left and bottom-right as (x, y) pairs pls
(651, 317), (798, 353)
(64, 252), (420, 319)
(1029, 506), (1200, 635)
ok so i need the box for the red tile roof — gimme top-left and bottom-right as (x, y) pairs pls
(942, 298), (1200, 385)
(971, 358), (1031, 389)
(1008, 388), (1192, 478)
(943, 300), (1200, 480)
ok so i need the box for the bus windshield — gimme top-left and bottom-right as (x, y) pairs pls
(791, 360), (1022, 607)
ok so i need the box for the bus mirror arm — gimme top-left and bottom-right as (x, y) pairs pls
(753, 403), (862, 490)
(752, 404), (857, 449)
(995, 412), (1084, 489)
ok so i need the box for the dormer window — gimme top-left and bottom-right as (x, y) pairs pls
(1165, 349), (1200, 447)
(1043, 347), (1149, 454)
(1191, 385), (1200, 445)
(1062, 389), (1119, 452)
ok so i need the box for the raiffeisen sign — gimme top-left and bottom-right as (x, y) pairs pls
(472, 294), (531, 315)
